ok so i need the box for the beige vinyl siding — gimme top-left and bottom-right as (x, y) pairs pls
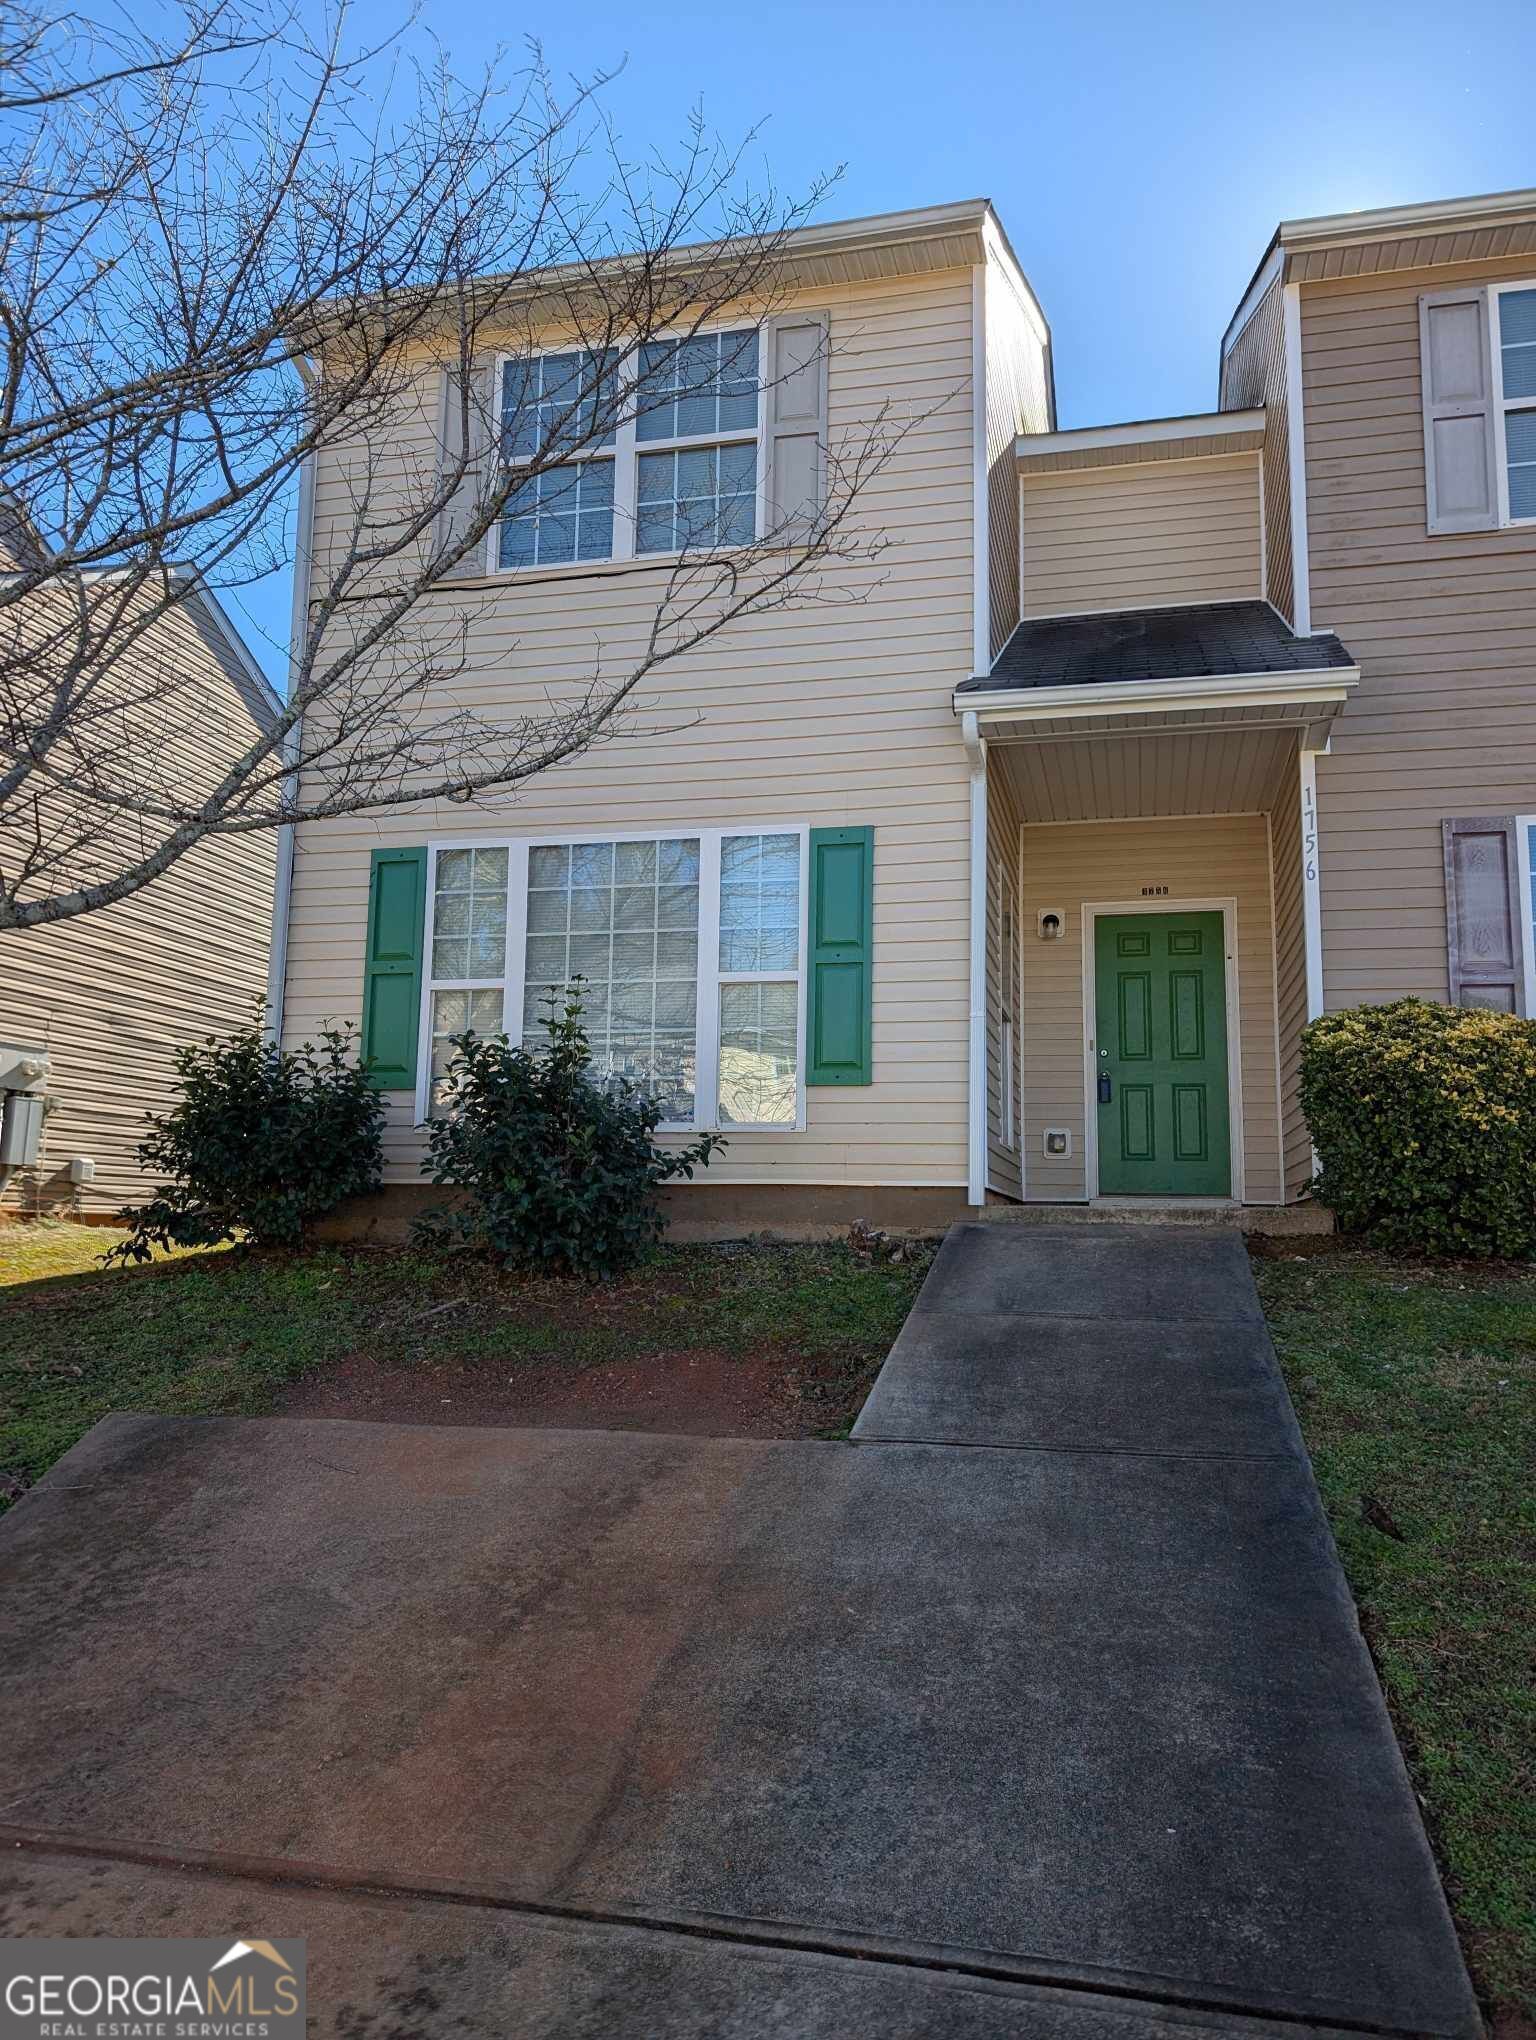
(1018, 814), (1282, 1204)
(1221, 279), (1294, 622)
(0, 607), (277, 1217)
(985, 756), (1022, 1197)
(1267, 738), (1311, 1199)
(1019, 454), (1262, 619)
(1300, 258), (1536, 1009)
(983, 252), (1052, 660)
(286, 270), (978, 1189)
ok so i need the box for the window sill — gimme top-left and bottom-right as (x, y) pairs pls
(436, 542), (800, 593)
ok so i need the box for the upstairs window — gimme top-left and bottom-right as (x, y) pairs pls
(636, 331), (760, 554)
(498, 351), (617, 569)
(494, 330), (763, 570)
(1495, 287), (1536, 522)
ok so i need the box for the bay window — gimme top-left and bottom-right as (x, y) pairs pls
(419, 826), (808, 1130)
(493, 330), (764, 569)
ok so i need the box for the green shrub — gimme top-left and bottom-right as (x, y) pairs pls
(110, 1013), (384, 1261)
(1300, 998), (1536, 1257)
(419, 982), (725, 1278)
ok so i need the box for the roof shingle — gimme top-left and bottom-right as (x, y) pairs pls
(960, 601), (1356, 693)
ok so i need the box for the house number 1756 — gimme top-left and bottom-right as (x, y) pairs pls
(1140, 885), (1169, 896)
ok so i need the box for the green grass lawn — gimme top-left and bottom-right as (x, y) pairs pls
(0, 1221), (930, 1502)
(1253, 1245), (1536, 2025)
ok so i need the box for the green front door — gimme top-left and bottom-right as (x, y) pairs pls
(1093, 912), (1230, 1197)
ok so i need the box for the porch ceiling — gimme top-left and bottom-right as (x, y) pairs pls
(993, 725), (1297, 824)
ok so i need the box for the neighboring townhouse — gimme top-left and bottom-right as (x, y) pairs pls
(274, 186), (1536, 1235)
(0, 569), (280, 1219)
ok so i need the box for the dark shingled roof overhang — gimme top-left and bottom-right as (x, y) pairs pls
(958, 600), (1356, 693)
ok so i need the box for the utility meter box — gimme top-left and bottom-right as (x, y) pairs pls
(0, 1042), (50, 1094)
(0, 1092), (46, 1167)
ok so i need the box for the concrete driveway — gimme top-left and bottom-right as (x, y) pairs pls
(0, 1226), (1481, 2036)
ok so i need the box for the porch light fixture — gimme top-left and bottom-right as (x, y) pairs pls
(1037, 909), (1064, 940)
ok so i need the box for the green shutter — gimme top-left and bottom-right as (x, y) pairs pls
(361, 847), (427, 1089)
(807, 827), (873, 1086)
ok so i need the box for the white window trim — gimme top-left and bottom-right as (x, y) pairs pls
(487, 326), (769, 575)
(1517, 812), (1536, 1020)
(415, 823), (810, 1136)
(1490, 281), (1536, 529)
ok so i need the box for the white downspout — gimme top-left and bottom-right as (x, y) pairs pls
(964, 709), (988, 1207)
(263, 358), (318, 1044)
(1299, 740), (1326, 1182)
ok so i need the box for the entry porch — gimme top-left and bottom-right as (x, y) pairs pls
(960, 602), (1358, 1209)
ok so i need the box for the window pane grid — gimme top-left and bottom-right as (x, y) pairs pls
(1499, 288), (1536, 401)
(714, 832), (801, 1126)
(430, 987), (505, 1086)
(501, 350), (617, 461)
(636, 330), (759, 444)
(718, 980), (798, 1127)
(1505, 404), (1536, 520)
(421, 830), (806, 1132)
(499, 458), (615, 568)
(431, 846), (508, 982)
(523, 836), (701, 1122)
(637, 444), (757, 555)
(496, 330), (763, 570)
(718, 832), (800, 972)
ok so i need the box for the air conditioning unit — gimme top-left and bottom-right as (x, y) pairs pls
(0, 1041), (51, 1169)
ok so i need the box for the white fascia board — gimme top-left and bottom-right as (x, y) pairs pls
(174, 571), (285, 719)
(1279, 185), (1536, 250)
(1220, 246), (1284, 364)
(75, 560), (283, 720)
(778, 196), (991, 250)
(1015, 409), (1264, 460)
(981, 210), (1051, 352)
(953, 665), (1358, 722)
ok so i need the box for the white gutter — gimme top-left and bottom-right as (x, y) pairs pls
(264, 359), (317, 1044)
(954, 664), (1358, 723)
(1016, 408), (1265, 460)
(963, 710), (988, 1208)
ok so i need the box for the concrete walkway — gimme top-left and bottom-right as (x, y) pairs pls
(853, 1223), (1300, 1456)
(0, 1227), (1482, 2037)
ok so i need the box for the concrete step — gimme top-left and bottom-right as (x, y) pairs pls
(979, 1198), (1332, 1234)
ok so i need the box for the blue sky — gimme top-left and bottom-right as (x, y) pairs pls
(228, 0), (1536, 675)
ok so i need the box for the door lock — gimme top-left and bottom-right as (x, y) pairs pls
(1097, 1074), (1112, 1105)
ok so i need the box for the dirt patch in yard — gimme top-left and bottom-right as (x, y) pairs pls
(1, 1229), (930, 1490)
(272, 1341), (838, 1438)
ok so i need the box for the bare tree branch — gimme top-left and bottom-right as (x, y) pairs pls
(0, 1), (911, 933)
